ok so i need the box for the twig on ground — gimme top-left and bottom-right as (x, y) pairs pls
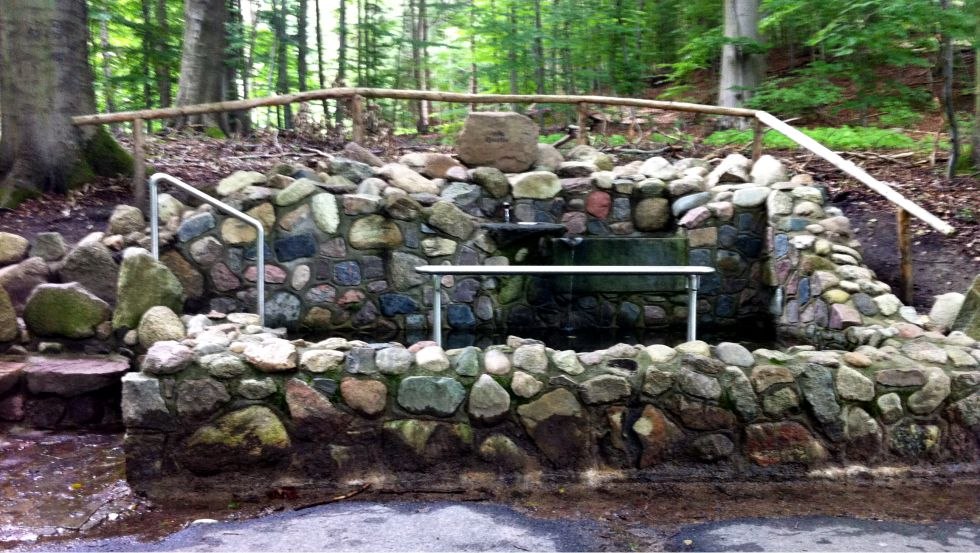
(292, 483), (371, 511)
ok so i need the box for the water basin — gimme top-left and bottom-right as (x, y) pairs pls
(481, 222), (566, 247)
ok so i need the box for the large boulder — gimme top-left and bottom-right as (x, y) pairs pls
(181, 406), (290, 474)
(59, 242), (119, 305)
(952, 276), (980, 340)
(107, 205), (145, 235)
(24, 282), (111, 339)
(112, 248), (184, 330)
(456, 112), (539, 172)
(0, 257), (50, 314)
(0, 232), (29, 265)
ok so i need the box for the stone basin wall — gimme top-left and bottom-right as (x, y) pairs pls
(154, 150), (814, 338)
(123, 319), (980, 495)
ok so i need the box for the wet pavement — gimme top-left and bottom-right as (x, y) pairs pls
(1, 430), (978, 552)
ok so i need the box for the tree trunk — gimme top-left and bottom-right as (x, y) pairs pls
(533, 0), (545, 94)
(226, 0), (251, 135)
(335, 0), (348, 125)
(154, 0), (172, 108)
(297, 0), (308, 92)
(419, 0), (431, 130)
(98, 15), (117, 116)
(718, 0), (763, 129)
(0, 0), (129, 206)
(273, 0), (293, 128)
(140, 0), (154, 110)
(940, 0), (958, 180)
(175, 0), (231, 133)
(973, 13), (980, 171)
(315, 0), (329, 119)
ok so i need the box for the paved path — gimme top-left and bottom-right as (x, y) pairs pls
(16, 501), (980, 552)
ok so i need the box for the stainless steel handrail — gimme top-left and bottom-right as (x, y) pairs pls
(148, 173), (266, 326)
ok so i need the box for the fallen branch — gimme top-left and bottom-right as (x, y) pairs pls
(293, 483), (371, 511)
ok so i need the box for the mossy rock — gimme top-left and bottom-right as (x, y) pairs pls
(113, 249), (184, 330)
(24, 282), (111, 339)
(181, 406), (291, 475)
(81, 125), (134, 180)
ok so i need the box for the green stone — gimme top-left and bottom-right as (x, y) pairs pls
(24, 283), (111, 339)
(113, 250), (184, 330)
(952, 275), (980, 340)
(348, 215), (403, 249)
(274, 178), (319, 206)
(310, 193), (340, 234)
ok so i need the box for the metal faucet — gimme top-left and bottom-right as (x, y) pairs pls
(502, 202), (512, 223)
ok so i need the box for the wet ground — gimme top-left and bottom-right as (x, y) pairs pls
(1, 430), (978, 551)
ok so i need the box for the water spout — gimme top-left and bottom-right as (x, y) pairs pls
(502, 202), (512, 223)
(558, 236), (583, 247)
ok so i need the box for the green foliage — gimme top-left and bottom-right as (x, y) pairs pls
(704, 126), (933, 150)
(745, 73), (845, 118)
(204, 126), (227, 139)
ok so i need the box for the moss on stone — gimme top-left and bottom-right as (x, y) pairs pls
(82, 126), (133, 179)
(204, 126), (227, 139)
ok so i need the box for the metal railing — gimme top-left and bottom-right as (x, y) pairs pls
(148, 173), (266, 326)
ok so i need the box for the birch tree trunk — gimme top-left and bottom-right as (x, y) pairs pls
(175, 0), (231, 133)
(718, 0), (763, 129)
(0, 0), (129, 206)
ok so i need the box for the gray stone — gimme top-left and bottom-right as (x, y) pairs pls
(108, 205), (145, 235)
(638, 157), (678, 180)
(690, 433), (735, 461)
(59, 242), (119, 305)
(677, 368), (721, 400)
(377, 347), (413, 375)
(471, 167), (510, 198)
(415, 345), (450, 372)
(715, 342), (754, 367)
(243, 338), (298, 372)
(397, 376), (466, 416)
(836, 366), (875, 402)
(633, 198), (670, 231)
(579, 374), (631, 404)
(348, 215), (404, 250)
(142, 341), (194, 375)
(458, 112), (538, 172)
(121, 372), (173, 430)
(428, 201), (475, 239)
(310, 193), (340, 234)
(724, 366), (758, 421)
(732, 186), (770, 207)
(217, 170), (266, 196)
(671, 192), (711, 217)
(274, 178), (319, 206)
(468, 374), (510, 422)
(238, 378), (278, 400)
(551, 349), (584, 375)
(377, 163), (439, 194)
(876, 392), (903, 423)
(512, 343), (548, 374)
(749, 155), (788, 186)
(707, 153), (750, 187)
(535, 143), (564, 172)
(763, 387), (799, 418)
(907, 368), (951, 415)
(511, 370), (543, 398)
(516, 388), (592, 468)
(31, 232), (66, 261)
(24, 355), (128, 396)
(452, 346), (482, 376)
(952, 275), (980, 339)
(345, 347), (378, 374)
(798, 364), (842, 431)
(176, 378), (230, 419)
(202, 353), (248, 379)
(902, 341), (949, 365)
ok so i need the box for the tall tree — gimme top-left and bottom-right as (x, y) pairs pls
(718, 0), (763, 128)
(154, 0), (172, 108)
(175, 0), (231, 133)
(0, 0), (130, 207)
(335, 0), (348, 125)
(273, 0), (293, 128)
(297, 0), (309, 92)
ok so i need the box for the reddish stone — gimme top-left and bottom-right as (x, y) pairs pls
(24, 356), (128, 397)
(679, 206), (711, 228)
(585, 191), (612, 218)
(633, 405), (683, 468)
(245, 264), (287, 284)
(561, 212), (587, 235)
(210, 263), (240, 292)
(828, 304), (862, 330)
(893, 322), (925, 339)
(670, 396), (736, 430)
(744, 421), (826, 466)
(337, 290), (366, 307)
(408, 340), (437, 353)
(285, 378), (351, 441)
(340, 378), (388, 417)
(0, 361), (24, 395)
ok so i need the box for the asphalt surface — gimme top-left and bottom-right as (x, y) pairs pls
(13, 501), (980, 552)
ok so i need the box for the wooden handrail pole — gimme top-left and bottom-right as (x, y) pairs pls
(897, 207), (914, 304)
(351, 94), (365, 143)
(576, 102), (589, 146)
(133, 119), (147, 210)
(751, 118), (764, 161)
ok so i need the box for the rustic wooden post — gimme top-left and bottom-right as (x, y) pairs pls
(351, 94), (365, 143)
(576, 102), (589, 146)
(897, 207), (914, 304)
(132, 118), (147, 210)
(751, 118), (764, 161)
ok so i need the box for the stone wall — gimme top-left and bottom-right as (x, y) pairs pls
(154, 149), (796, 339)
(123, 319), (980, 495)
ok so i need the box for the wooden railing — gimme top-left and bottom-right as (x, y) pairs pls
(71, 87), (956, 302)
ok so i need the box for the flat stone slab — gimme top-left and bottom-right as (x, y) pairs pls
(24, 355), (130, 397)
(0, 360), (25, 395)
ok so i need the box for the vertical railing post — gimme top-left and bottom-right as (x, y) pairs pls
(897, 208), (914, 304)
(351, 94), (365, 143)
(133, 118), (147, 210)
(432, 273), (442, 347)
(751, 118), (764, 161)
(576, 102), (589, 145)
(687, 274), (700, 342)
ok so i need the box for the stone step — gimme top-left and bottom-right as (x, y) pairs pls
(22, 355), (130, 397)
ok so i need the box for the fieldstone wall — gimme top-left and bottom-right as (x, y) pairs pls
(153, 149), (799, 337)
(122, 317), (980, 494)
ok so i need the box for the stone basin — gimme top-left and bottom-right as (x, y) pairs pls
(481, 222), (566, 247)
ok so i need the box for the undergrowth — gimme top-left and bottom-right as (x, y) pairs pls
(704, 126), (944, 151)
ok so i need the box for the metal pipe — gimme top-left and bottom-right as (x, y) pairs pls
(432, 274), (442, 347)
(687, 274), (700, 342)
(148, 173), (266, 327)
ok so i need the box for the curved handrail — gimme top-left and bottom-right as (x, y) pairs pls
(148, 173), (266, 326)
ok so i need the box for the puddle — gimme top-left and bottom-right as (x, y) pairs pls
(0, 429), (142, 547)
